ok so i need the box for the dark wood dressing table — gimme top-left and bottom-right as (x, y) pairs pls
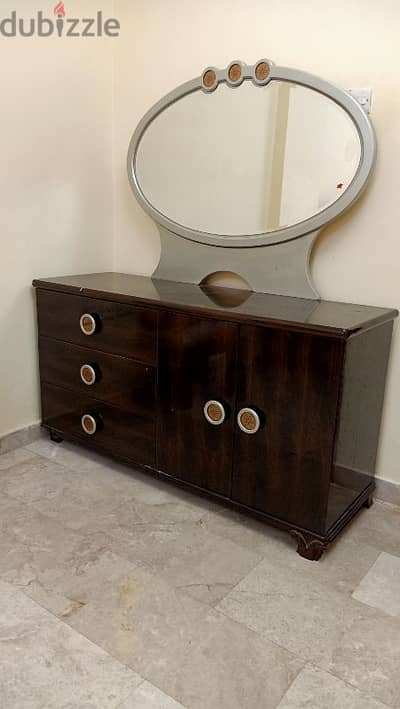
(33, 272), (397, 559)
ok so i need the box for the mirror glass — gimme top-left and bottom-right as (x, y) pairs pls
(135, 80), (362, 236)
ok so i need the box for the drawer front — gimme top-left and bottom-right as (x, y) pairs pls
(41, 383), (155, 466)
(36, 289), (157, 364)
(39, 337), (155, 418)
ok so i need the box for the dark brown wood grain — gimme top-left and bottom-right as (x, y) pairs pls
(157, 311), (237, 496)
(33, 273), (398, 559)
(41, 383), (155, 466)
(38, 336), (155, 417)
(231, 326), (344, 534)
(36, 288), (157, 363)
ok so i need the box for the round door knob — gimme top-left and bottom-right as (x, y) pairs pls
(204, 400), (226, 426)
(237, 407), (261, 434)
(80, 364), (97, 386)
(81, 414), (98, 436)
(80, 313), (98, 336)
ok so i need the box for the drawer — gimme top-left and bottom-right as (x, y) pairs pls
(39, 337), (155, 418)
(36, 289), (157, 364)
(41, 383), (155, 467)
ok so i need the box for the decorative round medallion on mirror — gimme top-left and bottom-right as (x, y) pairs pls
(227, 61), (244, 86)
(229, 63), (241, 81)
(127, 59), (376, 299)
(254, 60), (271, 83)
(202, 68), (218, 92)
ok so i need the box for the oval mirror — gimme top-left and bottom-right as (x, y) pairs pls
(128, 62), (375, 249)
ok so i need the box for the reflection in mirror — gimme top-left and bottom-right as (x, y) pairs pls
(135, 81), (362, 236)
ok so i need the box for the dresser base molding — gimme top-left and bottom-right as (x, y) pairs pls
(44, 425), (375, 559)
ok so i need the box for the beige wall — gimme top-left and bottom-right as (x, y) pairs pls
(0, 1), (114, 436)
(113, 0), (400, 485)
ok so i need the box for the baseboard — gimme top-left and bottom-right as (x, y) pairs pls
(0, 422), (43, 455)
(375, 477), (400, 508)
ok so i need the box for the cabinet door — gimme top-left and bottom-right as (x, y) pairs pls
(158, 312), (237, 496)
(232, 326), (343, 533)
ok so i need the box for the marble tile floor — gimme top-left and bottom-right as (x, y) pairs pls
(0, 438), (399, 709)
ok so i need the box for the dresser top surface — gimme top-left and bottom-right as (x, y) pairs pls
(33, 272), (398, 337)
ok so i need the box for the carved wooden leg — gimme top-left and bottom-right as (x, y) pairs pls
(363, 494), (374, 509)
(50, 430), (63, 444)
(290, 530), (327, 561)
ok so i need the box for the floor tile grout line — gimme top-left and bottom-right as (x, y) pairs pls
(4, 529), (217, 688)
(274, 664), (307, 709)
(195, 509), (395, 599)
(11, 571), (396, 709)
(3, 442), (400, 706)
(2, 456), (387, 613)
(22, 588), (148, 682)
(1, 578), (147, 686)
(2, 447), (397, 594)
(23, 582), (190, 709)
(114, 679), (188, 709)
(306, 661), (394, 709)
(274, 661), (395, 709)
(1, 455), (169, 535)
(0, 486), (97, 544)
(215, 595), (398, 708)
(10, 538), (302, 708)
(213, 550), (365, 609)
(213, 600), (305, 663)
(210, 597), (307, 666)
(215, 596), (400, 708)
(0, 442), (400, 706)
(2, 479), (262, 619)
(98, 529), (265, 611)
(112, 677), (148, 709)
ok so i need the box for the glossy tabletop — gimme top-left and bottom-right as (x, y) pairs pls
(33, 272), (398, 337)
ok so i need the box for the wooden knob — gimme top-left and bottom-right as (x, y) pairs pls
(237, 408), (261, 434)
(81, 414), (98, 436)
(204, 400), (226, 426)
(80, 313), (98, 336)
(80, 364), (97, 386)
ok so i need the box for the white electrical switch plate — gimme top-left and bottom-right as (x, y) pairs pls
(347, 88), (372, 114)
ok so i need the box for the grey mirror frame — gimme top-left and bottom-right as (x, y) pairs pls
(127, 60), (376, 249)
